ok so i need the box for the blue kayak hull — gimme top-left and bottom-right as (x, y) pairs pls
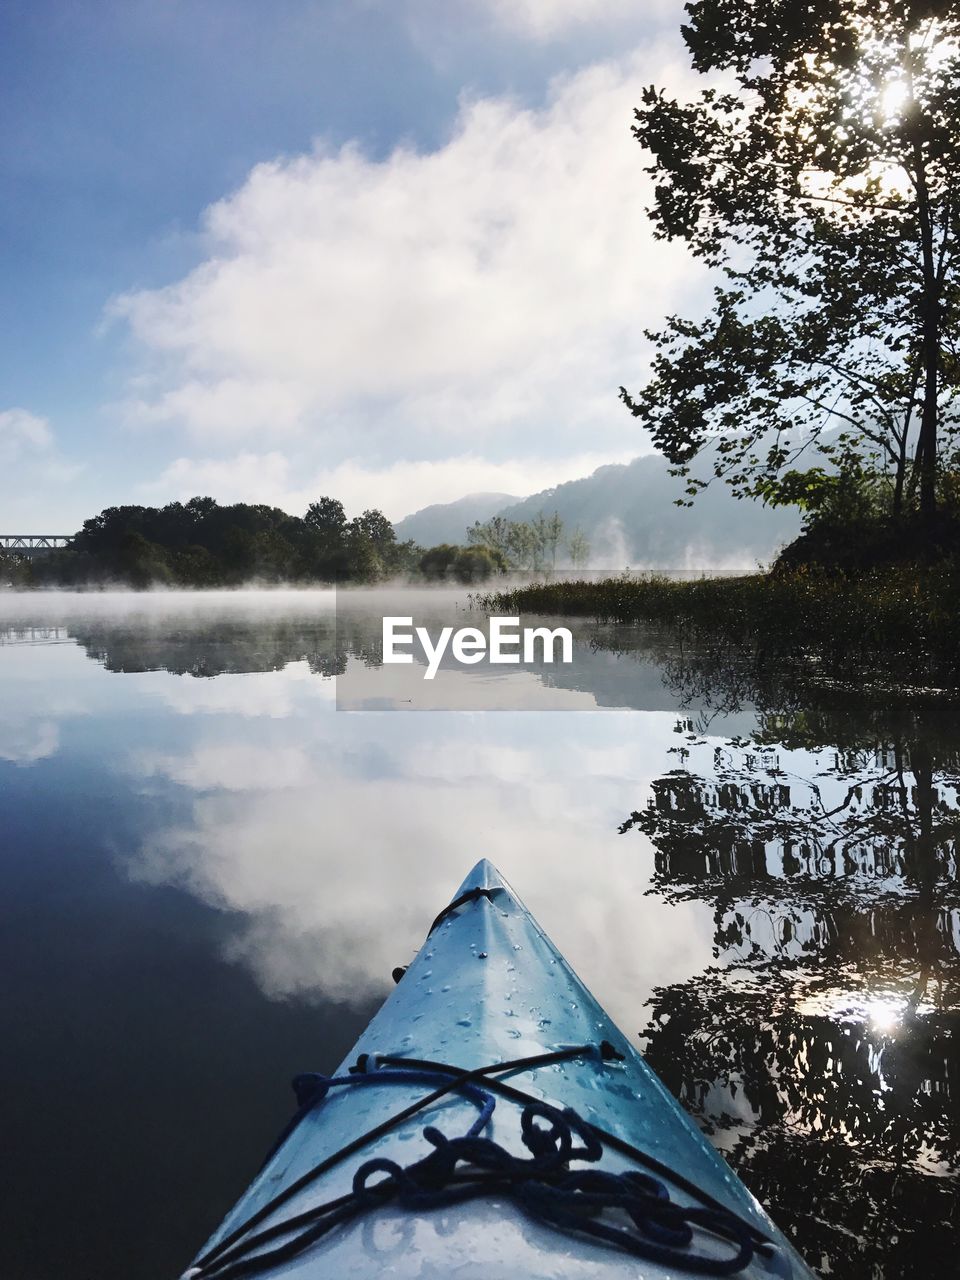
(186, 860), (818, 1278)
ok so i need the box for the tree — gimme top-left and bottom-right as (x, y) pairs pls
(304, 497), (349, 578)
(453, 545), (506, 582)
(419, 543), (461, 580)
(567, 525), (590, 568)
(467, 515), (513, 559)
(621, 0), (960, 518)
(0, 548), (32, 589)
(185, 495), (218, 523)
(350, 508), (394, 552)
(386, 538), (422, 576)
(419, 544), (506, 582)
(506, 520), (539, 569)
(527, 511), (566, 570)
(344, 526), (383, 582)
(468, 512), (570, 570)
(304, 497), (347, 538)
(545, 511), (565, 567)
(344, 509), (397, 581)
(116, 531), (173, 587)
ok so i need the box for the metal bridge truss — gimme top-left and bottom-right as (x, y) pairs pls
(1, 535), (75, 555)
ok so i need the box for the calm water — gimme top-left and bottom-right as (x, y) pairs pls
(1, 589), (957, 1278)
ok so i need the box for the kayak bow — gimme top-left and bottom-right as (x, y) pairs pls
(183, 860), (817, 1279)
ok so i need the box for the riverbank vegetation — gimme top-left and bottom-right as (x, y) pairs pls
(479, 564), (960, 689)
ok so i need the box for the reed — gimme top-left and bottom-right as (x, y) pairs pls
(476, 568), (960, 689)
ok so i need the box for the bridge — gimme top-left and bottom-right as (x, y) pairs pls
(1, 534), (75, 559)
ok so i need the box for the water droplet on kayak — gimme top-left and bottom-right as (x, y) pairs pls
(441, 984), (451, 992)
(506, 1029), (522, 1039)
(513, 944), (522, 951)
(457, 1017), (472, 1027)
(478, 952), (488, 959)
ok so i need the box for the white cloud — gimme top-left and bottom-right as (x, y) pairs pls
(112, 48), (705, 481)
(157, 663), (332, 719)
(0, 631), (94, 765)
(469, 0), (676, 41)
(398, 0), (681, 66)
(0, 719), (60, 766)
(149, 451), (293, 505)
(144, 448), (635, 520)
(136, 743), (316, 790)
(128, 712), (715, 1021)
(0, 407), (54, 464)
(127, 378), (308, 440)
(0, 408), (84, 529)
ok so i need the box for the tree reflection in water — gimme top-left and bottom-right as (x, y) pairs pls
(618, 644), (960, 1277)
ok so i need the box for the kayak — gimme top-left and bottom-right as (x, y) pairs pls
(182, 860), (817, 1279)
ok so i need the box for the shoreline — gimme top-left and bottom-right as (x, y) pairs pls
(476, 567), (960, 691)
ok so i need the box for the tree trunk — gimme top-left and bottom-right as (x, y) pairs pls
(913, 138), (940, 518)
(893, 433), (906, 516)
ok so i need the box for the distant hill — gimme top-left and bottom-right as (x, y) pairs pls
(394, 457), (801, 569)
(498, 455), (799, 568)
(394, 492), (518, 547)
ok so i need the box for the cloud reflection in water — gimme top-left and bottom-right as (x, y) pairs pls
(127, 665), (714, 1024)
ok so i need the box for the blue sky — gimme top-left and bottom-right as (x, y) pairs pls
(2, 0), (703, 529)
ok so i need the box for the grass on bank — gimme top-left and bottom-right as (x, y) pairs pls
(476, 567), (960, 689)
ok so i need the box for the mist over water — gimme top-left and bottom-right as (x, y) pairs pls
(1, 588), (957, 1279)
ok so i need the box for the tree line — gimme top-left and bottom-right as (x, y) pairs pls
(4, 497), (410, 587)
(1, 497), (590, 588)
(464, 513), (590, 570)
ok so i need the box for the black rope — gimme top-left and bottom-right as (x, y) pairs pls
(373, 1052), (771, 1249)
(389, 887), (499, 983)
(184, 1084), (761, 1280)
(183, 1048), (774, 1280)
(350, 1039), (622, 1078)
(183, 895), (775, 1278)
(188, 1045), (594, 1278)
(426, 885), (499, 935)
(252, 1065), (492, 1177)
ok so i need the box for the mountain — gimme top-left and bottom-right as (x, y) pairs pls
(497, 455), (800, 568)
(393, 457), (801, 569)
(394, 492), (518, 547)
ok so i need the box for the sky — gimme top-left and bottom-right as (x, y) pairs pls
(2, 0), (708, 530)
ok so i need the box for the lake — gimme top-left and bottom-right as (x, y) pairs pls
(1, 588), (957, 1279)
